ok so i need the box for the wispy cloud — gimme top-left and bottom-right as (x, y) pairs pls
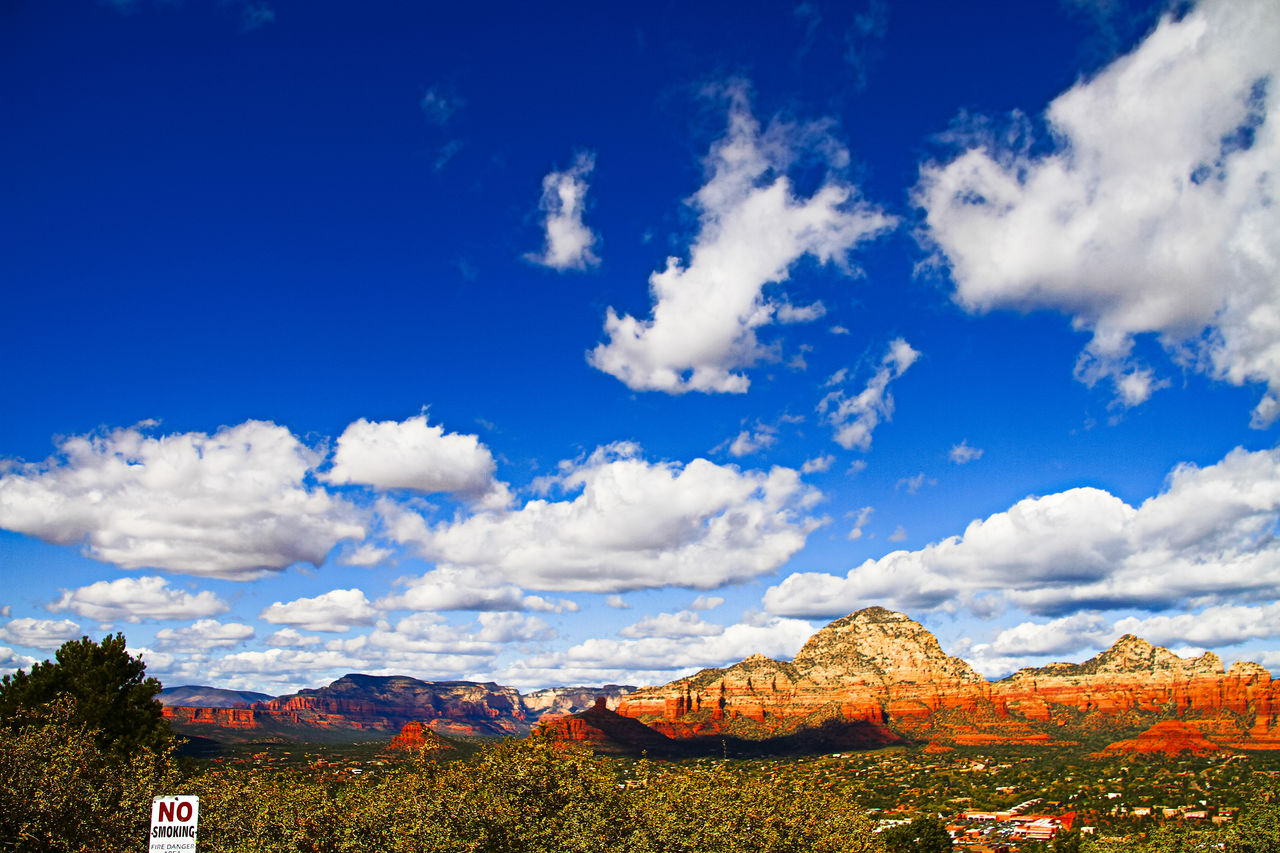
(525, 151), (600, 271)
(590, 81), (895, 393)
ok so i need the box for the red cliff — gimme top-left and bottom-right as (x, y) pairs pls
(616, 608), (1280, 751)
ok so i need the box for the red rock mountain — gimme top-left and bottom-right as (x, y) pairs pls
(163, 675), (634, 743)
(614, 607), (1280, 753)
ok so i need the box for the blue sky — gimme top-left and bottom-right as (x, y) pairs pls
(2, 0), (1278, 694)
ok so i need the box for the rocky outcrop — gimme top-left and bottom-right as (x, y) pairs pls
(388, 721), (450, 753)
(1098, 721), (1224, 757)
(994, 635), (1236, 717)
(541, 697), (680, 756)
(616, 608), (1280, 751)
(616, 608), (987, 740)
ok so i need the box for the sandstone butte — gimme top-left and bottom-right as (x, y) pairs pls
(388, 720), (451, 753)
(1097, 721), (1223, 758)
(612, 607), (1280, 753)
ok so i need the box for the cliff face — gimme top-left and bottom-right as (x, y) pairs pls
(615, 608), (1280, 751)
(617, 608), (988, 739)
(259, 674), (530, 736)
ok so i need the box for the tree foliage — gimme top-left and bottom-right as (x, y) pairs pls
(0, 634), (169, 755)
(879, 815), (952, 853)
(0, 699), (179, 853)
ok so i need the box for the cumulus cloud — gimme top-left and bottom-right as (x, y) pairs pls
(915, 0), (1280, 424)
(389, 442), (822, 593)
(496, 614), (816, 689)
(801, 454), (835, 474)
(525, 151), (600, 271)
(847, 505), (874, 540)
(727, 427), (777, 458)
(0, 646), (38, 676)
(50, 576), (228, 623)
(619, 610), (724, 639)
(260, 588), (378, 633)
(765, 445), (1280, 619)
(338, 543), (394, 568)
(690, 595), (724, 611)
(0, 421), (365, 579)
(590, 82), (896, 394)
(377, 566), (529, 612)
(155, 619), (254, 654)
(949, 441), (983, 464)
(819, 338), (919, 450)
(265, 627), (322, 648)
(325, 414), (507, 505)
(1112, 603), (1280, 648)
(605, 595), (630, 610)
(0, 618), (81, 648)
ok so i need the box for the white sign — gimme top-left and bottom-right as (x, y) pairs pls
(149, 795), (199, 853)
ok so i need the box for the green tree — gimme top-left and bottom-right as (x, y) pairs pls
(0, 633), (169, 755)
(879, 815), (953, 853)
(1223, 777), (1280, 853)
(0, 698), (180, 853)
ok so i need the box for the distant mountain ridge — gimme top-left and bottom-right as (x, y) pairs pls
(162, 676), (635, 742)
(158, 685), (274, 708)
(162, 607), (1280, 754)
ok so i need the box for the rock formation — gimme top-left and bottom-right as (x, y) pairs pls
(388, 721), (451, 754)
(162, 607), (1280, 753)
(616, 607), (1280, 752)
(1098, 721), (1223, 757)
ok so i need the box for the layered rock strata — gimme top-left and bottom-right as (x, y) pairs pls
(616, 607), (1280, 751)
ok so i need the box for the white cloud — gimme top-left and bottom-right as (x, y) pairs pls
(915, 0), (1280, 425)
(974, 612), (1110, 658)
(727, 427), (776, 457)
(377, 566), (529, 612)
(887, 525), (908, 542)
(324, 414), (505, 504)
(50, 576), (228, 623)
(265, 627), (322, 648)
(390, 442), (822, 593)
(155, 619), (254, 654)
(525, 151), (600, 271)
(0, 646), (38, 676)
(338, 543), (394, 568)
(847, 505), (873, 541)
(619, 610), (724, 639)
(590, 82), (896, 394)
(604, 595), (630, 609)
(765, 446), (1280, 619)
(0, 421), (365, 579)
(1112, 603), (1280, 648)
(475, 612), (556, 643)
(949, 441), (983, 464)
(690, 595), (724, 611)
(896, 472), (935, 495)
(514, 615), (815, 683)
(0, 618), (81, 648)
(260, 588), (378, 633)
(819, 338), (919, 450)
(801, 454), (835, 474)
